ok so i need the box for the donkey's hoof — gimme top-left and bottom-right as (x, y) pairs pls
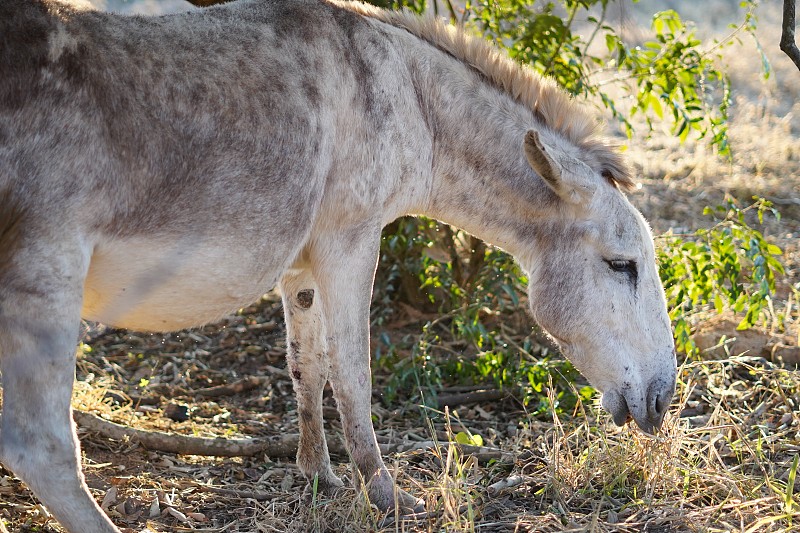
(394, 487), (425, 515)
(369, 486), (425, 515)
(303, 475), (345, 502)
(366, 472), (425, 514)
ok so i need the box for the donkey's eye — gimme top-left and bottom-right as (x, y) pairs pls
(605, 259), (638, 285)
(607, 259), (634, 272)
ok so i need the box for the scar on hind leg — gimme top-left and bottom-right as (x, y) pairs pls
(296, 289), (314, 309)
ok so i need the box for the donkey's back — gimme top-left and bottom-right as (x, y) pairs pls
(0, 0), (423, 330)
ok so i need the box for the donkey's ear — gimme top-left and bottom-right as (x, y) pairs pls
(523, 130), (561, 189)
(523, 130), (596, 204)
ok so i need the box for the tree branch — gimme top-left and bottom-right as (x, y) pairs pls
(192, 375), (270, 398)
(781, 0), (800, 71)
(73, 410), (340, 457)
(434, 388), (507, 409)
(74, 410), (511, 463)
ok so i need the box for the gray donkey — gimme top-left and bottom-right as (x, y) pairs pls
(0, 0), (677, 530)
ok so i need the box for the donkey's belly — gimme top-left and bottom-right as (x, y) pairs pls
(82, 237), (286, 332)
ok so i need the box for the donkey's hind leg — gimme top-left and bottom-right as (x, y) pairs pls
(310, 227), (424, 514)
(279, 269), (343, 495)
(0, 256), (119, 532)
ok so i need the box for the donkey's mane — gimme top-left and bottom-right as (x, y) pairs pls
(328, 0), (634, 190)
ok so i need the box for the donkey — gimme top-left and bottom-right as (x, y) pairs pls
(0, 0), (677, 530)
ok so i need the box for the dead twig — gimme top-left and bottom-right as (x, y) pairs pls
(192, 375), (269, 398)
(487, 474), (525, 495)
(435, 389), (507, 408)
(781, 0), (800, 71)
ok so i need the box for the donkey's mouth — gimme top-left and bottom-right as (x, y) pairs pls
(601, 389), (664, 435)
(602, 391), (632, 427)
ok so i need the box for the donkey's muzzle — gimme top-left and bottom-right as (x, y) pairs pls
(602, 376), (675, 435)
(643, 378), (674, 432)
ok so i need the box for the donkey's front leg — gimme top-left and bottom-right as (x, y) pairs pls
(312, 229), (424, 513)
(0, 258), (119, 532)
(279, 269), (343, 496)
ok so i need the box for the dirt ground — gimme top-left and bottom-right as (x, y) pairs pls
(2, 1), (800, 532)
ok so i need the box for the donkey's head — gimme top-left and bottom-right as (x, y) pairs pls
(521, 130), (676, 434)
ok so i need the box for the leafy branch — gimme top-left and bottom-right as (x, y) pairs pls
(467, 1), (767, 156)
(657, 198), (785, 356)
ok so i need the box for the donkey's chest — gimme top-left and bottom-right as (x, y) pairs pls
(82, 236), (288, 332)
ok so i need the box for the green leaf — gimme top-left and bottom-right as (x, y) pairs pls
(455, 431), (483, 447)
(766, 243), (782, 256)
(647, 92), (664, 119)
(714, 294), (724, 313)
(786, 455), (799, 512)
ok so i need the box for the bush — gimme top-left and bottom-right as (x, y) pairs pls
(658, 198), (785, 356)
(364, 1), (782, 409)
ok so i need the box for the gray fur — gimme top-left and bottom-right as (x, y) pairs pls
(0, 1), (676, 531)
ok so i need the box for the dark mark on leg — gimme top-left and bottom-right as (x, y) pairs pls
(289, 340), (300, 355)
(296, 289), (314, 309)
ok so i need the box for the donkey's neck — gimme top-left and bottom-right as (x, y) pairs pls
(411, 51), (557, 261)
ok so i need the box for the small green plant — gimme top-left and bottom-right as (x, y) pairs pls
(454, 430), (483, 447)
(374, 217), (551, 407)
(657, 197), (785, 356)
(786, 454), (799, 517)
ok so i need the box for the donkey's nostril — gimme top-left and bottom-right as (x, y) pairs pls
(655, 392), (666, 415)
(646, 380), (673, 430)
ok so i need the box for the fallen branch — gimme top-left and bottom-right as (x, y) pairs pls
(193, 376), (269, 398)
(73, 410), (343, 457)
(487, 474), (525, 495)
(782, 0), (800, 71)
(434, 389), (507, 408)
(438, 384), (490, 393)
(75, 411), (511, 463)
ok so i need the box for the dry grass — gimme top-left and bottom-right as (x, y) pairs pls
(3, 298), (797, 532)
